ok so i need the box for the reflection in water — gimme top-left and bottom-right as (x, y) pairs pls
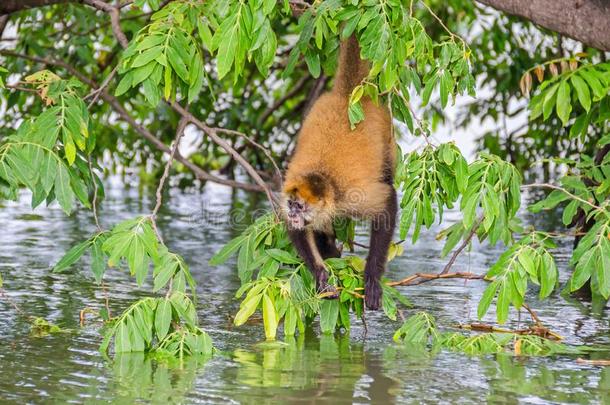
(229, 333), (400, 403)
(483, 355), (610, 403)
(0, 185), (609, 403)
(108, 353), (211, 404)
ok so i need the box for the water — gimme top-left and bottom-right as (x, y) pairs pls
(0, 183), (609, 404)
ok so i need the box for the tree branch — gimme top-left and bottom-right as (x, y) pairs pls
(440, 217), (483, 274)
(386, 271), (485, 287)
(476, 0), (610, 51)
(171, 102), (280, 211)
(0, 49), (265, 193)
(82, 0), (128, 48)
(0, 0), (76, 14)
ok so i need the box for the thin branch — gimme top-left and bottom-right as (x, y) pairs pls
(0, 288), (26, 316)
(576, 358), (610, 366)
(171, 102), (280, 212)
(151, 116), (189, 243)
(88, 158), (102, 231)
(82, 0), (128, 48)
(215, 126), (283, 185)
(85, 65), (118, 108)
(456, 322), (562, 340)
(0, 15), (9, 37)
(258, 75), (309, 126)
(521, 303), (542, 326)
(522, 183), (604, 212)
(386, 271), (485, 287)
(440, 217), (483, 274)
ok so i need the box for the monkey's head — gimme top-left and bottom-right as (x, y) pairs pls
(282, 172), (336, 230)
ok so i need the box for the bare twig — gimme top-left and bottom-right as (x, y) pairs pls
(150, 116), (188, 243)
(215, 127), (283, 185)
(521, 303), (542, 326)
(386, 271), (485, 287)
(85, 65), (118, 108)
(171, 102), (280, 212)
(258, 75), (309, 126)
(83, 0), (128, 48)
(0, 15), (9, 37)
(440, 217), (482, 274)
(303, 75), (328, 115)
(576, 358), (610, 366)
(522, 183), (605, 212)
(456, 322), (562, 340)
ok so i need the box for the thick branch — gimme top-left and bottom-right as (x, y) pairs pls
(476, 0), (610, 51)
(0, 0), (76, 14)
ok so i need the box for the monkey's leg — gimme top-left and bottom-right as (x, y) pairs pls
(288, 228), (339, 298)
(364, 188), (397, 310)
(314, 230), (341, 259)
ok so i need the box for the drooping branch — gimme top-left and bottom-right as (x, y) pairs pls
(171, 103), (281, 211)
(475, 0), (610, 51)
(0, 49), (265, 193)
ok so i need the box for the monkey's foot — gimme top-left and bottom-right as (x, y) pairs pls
(317, 283), (339, 299)
(365, 278), (382, 310)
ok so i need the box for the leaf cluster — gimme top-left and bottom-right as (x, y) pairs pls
(210, 213), (411, 340)
(477, 232), (558, 324)
(100, 293), (213, 357)
(394, 312), (578, 356)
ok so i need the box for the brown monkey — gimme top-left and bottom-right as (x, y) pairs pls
(282, 35), (397, 310)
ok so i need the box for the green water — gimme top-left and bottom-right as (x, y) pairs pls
(0, 185), (609, 404)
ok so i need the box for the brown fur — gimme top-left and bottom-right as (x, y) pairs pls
(282, 35), (397, 310)
(283, 36), (395, 226)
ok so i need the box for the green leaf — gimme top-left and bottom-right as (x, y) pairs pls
(209, 234), (246, 265)
(496, 280), (510, 324)
(262, 293), (278, 340)
(284, 305), (297, 337)
(114, 322), (131, 353)
(265, 248), (300, 264)
(216, 14), (239, 79)
(597, 239), (610, 298)
(91, 238), (106, 283)
(54, 164), (74, 214)
(319, 299), (339, 334)
(571, 249), (595, 291)
(234, 289), (262, 326)
(477, 280), (498, 319)
(52, 240), (91, 273)
(556, 80), (572, 126)
(571, 74), (591, 112)
(155, 298), (172, 341)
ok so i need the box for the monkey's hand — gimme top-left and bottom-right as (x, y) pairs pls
(364, 276), (382, 310)
(316, 271), (339, 299)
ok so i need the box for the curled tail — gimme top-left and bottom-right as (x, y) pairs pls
(332, 35), (369, 97)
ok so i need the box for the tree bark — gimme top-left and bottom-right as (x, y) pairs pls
(476, 0), (610, 51)
(0, 0), (77, 14)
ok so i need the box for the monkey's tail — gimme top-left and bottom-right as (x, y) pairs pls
(332, 34), (369, 97)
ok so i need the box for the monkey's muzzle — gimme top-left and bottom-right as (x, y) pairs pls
(287, 200), (307, 230)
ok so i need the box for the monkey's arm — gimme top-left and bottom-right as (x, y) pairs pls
(364, 189), (398, 310)
(288, 228), (338, 297)
(314, 230), (341, 259)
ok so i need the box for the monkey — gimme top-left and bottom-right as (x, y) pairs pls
(281, 35), (397, 310)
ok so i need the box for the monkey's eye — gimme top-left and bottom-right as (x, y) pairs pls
(288, 200), (303, 210)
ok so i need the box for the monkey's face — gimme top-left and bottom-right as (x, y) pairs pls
(285, 198), (311, 230)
